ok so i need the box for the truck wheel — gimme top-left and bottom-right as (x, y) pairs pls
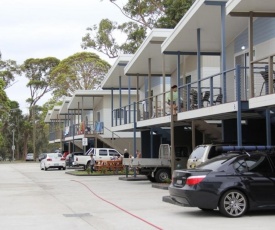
(147, 175), (156, 182)
(155, 169), (171, 183)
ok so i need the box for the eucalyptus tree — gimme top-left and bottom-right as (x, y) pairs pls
(0, 56), (21, 89)
(21, 57), (60, 158)
(82, 0), (194, 58)
(50, 52), (111, 99)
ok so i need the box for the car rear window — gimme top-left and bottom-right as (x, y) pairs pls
(197, 155), (235, 170)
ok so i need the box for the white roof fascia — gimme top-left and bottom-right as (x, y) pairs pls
(124, 28), (173, 75)
(161, 0), (205, 52)
(101, 54), (133, 88)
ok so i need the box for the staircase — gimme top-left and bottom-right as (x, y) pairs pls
(94, 133), (125, 154)
(151, 127), (171, 142)
(193, 120), (222, 143)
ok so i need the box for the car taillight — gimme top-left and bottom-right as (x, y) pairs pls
(47, 158), (52, 161)
(186, 175), (206, 185)
(61, 157), (65, 161)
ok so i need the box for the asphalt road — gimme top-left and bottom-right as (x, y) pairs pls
(0, 162), (275, 230)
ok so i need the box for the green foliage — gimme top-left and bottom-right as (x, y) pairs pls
(118, 22), (147, 54)
(0, 58), (21, 89)
(155, 0), (194, 28)
(0, 79), (10, 111)
(83, 0), (194, 58)
(50, 52), (111, 99)
(82, 19), (120, 58)
(22, 57), (60, 108)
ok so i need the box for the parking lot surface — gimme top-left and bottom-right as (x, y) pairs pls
(1, 162), (275, 230)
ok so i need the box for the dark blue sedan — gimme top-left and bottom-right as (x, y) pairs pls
(169, 152), (275, 217)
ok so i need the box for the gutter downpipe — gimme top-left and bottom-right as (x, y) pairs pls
(197, 28), (202, 108)
(236, 65), (242, 146)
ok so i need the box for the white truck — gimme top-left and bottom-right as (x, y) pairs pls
(123, 144), (190, 183)
(74, 148), (122, 170)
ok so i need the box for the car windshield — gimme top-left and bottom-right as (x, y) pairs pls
(197, 155), (236, 170)
(189, 146), (208, 158)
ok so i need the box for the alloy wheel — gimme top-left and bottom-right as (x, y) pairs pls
(219, 190), (247, 217)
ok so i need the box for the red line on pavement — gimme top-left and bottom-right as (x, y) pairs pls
(72, 179), (163, 230)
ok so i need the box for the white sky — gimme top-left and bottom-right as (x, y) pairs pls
(1, 0), (128, 114)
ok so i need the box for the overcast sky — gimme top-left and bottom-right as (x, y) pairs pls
(1, 0), (127, 114)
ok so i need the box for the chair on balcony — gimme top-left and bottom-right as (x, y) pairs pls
(260, 67), (275, 95)
(190, 89), (198, 109)
(213, 94), (223, 105)
(201, 91), (210, 107)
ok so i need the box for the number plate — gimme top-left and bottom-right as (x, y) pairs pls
(54, 163), (59, 166)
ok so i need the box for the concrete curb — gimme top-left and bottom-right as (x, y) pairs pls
(118, 175), (148, 181)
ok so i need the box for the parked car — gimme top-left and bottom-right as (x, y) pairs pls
(186, 144), (228, 169)
(25, 153), (34, 161)
(74, 148), (122, 170)
(169, 151), (275, 217)
(38, 153), (46, 162)
(66, 152), (84, 167)
(40, 153), (66, 171)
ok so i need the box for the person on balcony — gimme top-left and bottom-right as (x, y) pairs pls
(166, 85), (181, 115)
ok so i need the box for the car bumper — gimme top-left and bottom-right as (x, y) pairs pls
(45, 162), (66, 168)
(168, 184), (219, 209)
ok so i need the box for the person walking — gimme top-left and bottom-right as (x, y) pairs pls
(90, 154), (95, 173)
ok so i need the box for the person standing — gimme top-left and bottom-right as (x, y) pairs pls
(123, 149), (129, 158)
(166, 85), (183, 114)
(90, 154), (95, 173)
(136, 150), (142, 158)
(123, 149), (130, 177)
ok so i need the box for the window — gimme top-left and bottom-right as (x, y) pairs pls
(114, 109), (124, 119)
(185, 75), (191, 84)
(98, 150), (108, 156)
(234, 155), (273, 173)
(109, 149), (120, 157)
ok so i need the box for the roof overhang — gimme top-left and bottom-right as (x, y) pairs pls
(124, 28), (175, 77)
(101, 54), (134, 89)
(161, 0), (247, 54)
(67, 89), (135, 110)
(162, 0), (275, 54)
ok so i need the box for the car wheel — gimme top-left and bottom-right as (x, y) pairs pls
(63, 167), (66, 170)
(147, 175), (156, 182)
(219, 190), (247, 217)
(155, 169), (171, 183)
(44, 164), (48, 171)
(58, 167), (61, 170)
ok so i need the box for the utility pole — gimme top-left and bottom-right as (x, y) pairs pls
(32, 106), (36, 161)
(12, 129), (15, 161)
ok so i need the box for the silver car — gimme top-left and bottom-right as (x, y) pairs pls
(25, 153), (34, 161)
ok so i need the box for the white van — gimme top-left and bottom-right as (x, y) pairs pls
(187, 144), (230, 169)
